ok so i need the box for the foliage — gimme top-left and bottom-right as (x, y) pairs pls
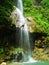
(23, 0), (49, 35)
(23, 0), (33, 16)
(0, 0), (16, 55)
(0, 48), (3, 54)
(0, 0), (16, 26)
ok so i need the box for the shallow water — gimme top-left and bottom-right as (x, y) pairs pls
(7, 61), (49, 65)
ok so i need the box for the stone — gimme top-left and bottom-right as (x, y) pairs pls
(0, 62), (6, 65)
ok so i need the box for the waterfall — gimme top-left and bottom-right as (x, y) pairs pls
(12, 0), (36, 62)
(17, 0), (23, 13)
(16, 0), (31, 61)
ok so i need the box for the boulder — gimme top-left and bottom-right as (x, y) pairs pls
(0, 62), (6, 65)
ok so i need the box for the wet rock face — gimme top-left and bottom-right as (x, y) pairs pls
(16, 52), (22, 62)
(9, 52), (22, 62)
(0, 24), (21, 48)
(3, 52), (23, 62)
(29, 32), (47, 49)
(11, 7), (25, 28)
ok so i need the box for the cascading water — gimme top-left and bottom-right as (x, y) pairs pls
(16, 0), (23, 13)
(12, 0), (37, 62)
(16, 0), (31, 61)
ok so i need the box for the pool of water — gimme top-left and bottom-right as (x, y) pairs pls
(8, 61), (49, 65)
